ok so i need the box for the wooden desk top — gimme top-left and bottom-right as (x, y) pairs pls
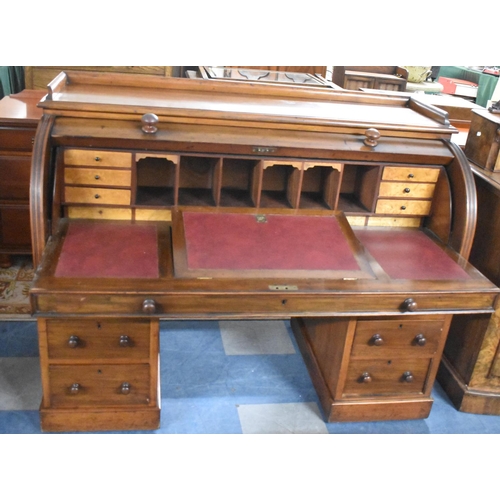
(0, 89), (45, 124)
(37, 71), (457, 140)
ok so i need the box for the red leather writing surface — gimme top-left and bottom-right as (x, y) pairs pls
(55, 223), (159, 278)
(182, 212), (360, 271)
(354, 228), (470, 280)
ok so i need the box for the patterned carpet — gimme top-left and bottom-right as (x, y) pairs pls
(0, 256), (33, 318)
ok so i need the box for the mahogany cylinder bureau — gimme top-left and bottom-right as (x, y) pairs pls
(28, 72), (499, 432)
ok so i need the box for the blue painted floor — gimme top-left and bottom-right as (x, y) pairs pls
(2, 318), (500, 434)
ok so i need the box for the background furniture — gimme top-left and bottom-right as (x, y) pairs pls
(0, 89), (44, 267)
(24, 66), (175, 90)
(438, 164), (500, 415)
(0, 67), (24, 99)
(437, 66), (500, 107)
(332, 66), (408, 91)
(28, 72), (497, 432)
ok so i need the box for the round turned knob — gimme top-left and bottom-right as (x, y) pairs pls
(415, 333), (427, 346)
(70, 383), (81, 394)
(94, 194), (100, 199)
(94, 156), (101, 162)
(402, 371), (414, 383)
(119, 335), (131, 347)
(142, 298), (156, 314)
(361, 372), (372, 383)
(371, 333), (384, 346)
(141, 113), (159, 134)
(402, 298), (418, 312)
(68, 335), (80, 348)
(94, 174), (100, 180)
(408, 173), (414, 179)
(120, 382), (131, 395)
(404, 187), (411, 193)
(364, 128), (381, 147)
(400, 205), (406, 210)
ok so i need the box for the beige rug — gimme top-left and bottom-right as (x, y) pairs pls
(0, 256), (33, 319)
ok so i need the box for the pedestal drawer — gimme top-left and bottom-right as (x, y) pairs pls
(64, 167), (132, 187)
(351, 318), (445, 357)
(343, 358), (431, 397)
(46, 318), (151, 360)
(382, 166), (440, 183)
(47, 364), (151, 407)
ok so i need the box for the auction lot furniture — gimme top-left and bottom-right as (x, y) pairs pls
(332, 66), (408, 91)
(0, 89), (44, 267)
(29, 72), (498, 431)
(437, 108), (500, 415)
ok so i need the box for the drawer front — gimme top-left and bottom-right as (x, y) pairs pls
(375, 199), (432, 215)
(64, 167), (132, 187)
(48, 364), (151, 407)
(0, 127), (36, 151)
(0, 206), (31, 247)
(382, 166), (440, 183)
(0, 155), (31, 199)
(343, 358), (431, 397)
(351, 318), (445, 357)
(64, 186), (131, 205)
(46, 318), (151, 360)
(378, 182), (436, 199)
(64, 149), (132, 168)
(67, 206), (133, 220)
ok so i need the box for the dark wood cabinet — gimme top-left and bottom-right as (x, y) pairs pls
(29, 72), (498, 431)
(0, 90), (44, 267)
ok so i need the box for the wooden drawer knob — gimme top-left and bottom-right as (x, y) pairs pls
(402, 371), (414, 383)
(119, 335), (131, 347)
(121, 382), (131, 395)
(402, 298), (418, 312)
(142, 113), (159, 134)
(142, 298), (156, 313)
(68, 335), (80, 348)
(415, 333), (427, 346)
(371, 333), (384, 346)
(70, 383), (81, 394)
(361, 372), (372, 383)
(364, 128), (380, 147)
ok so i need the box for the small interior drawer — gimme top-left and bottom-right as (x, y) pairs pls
(64, 167), (132, 187)
(378, 181), (436, 199)
(375, 199), (432, 215)
(64, 186), (131, 205)
(64, 149), (132, 168)
(382, 166), (440, 183)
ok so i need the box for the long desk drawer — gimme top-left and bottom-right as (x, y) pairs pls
(32, 291), (498, 317)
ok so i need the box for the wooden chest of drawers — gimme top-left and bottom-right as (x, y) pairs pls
(38, 317), (160, 431)
(0, 90), (44, 266)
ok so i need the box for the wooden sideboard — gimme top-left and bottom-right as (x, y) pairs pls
(29, 71), (499, 432)
(0, 90), (44, 267)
